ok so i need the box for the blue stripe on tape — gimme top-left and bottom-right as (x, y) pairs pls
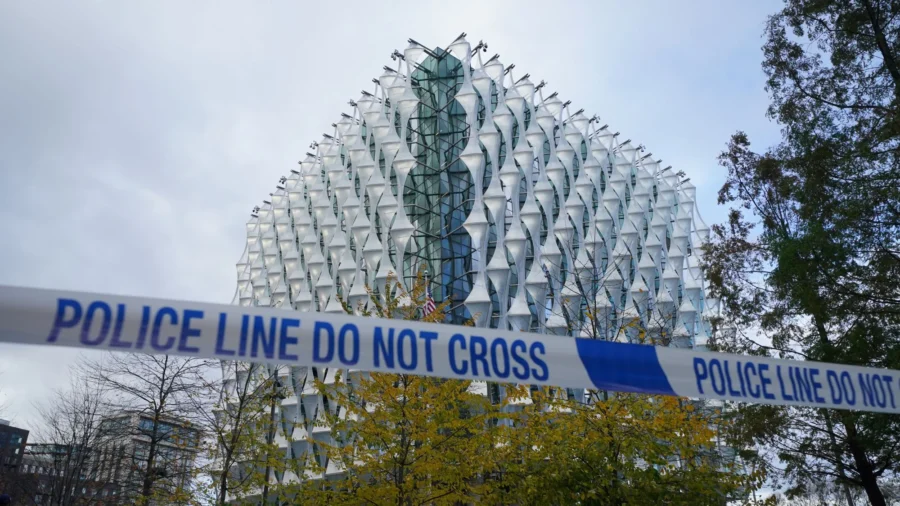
(575, 338), (675, 395)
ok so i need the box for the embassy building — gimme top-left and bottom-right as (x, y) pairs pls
(231, 35), (717, 482)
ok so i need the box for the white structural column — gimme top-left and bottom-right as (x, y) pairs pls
(458, 41), (492, 328)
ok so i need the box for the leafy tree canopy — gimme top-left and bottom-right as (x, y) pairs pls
(705, 1), (900, 504)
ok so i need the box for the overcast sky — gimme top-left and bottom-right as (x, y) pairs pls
(0, 0), (783, 428)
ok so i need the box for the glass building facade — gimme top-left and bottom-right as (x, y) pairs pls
(405, 47), (473, 323)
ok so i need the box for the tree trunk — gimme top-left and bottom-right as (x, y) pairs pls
(809, 313), (887, 506)
(861, 0), (900, 92)
(260, 373), (279, 505)
(217, 456), (230, 506)
(142, 411), (162, 499)
(822, 412), (855, 506)
(842, 416), (887, 506)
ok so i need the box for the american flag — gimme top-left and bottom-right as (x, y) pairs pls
(423, 282), (437, 316)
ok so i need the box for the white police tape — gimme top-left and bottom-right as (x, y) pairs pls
(0, 285), (898, 414)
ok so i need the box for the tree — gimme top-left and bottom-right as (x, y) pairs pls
(288, 271), (519, 505)
(306, 372), (516, 505)
(0, 370), (124, 506)
(769, 477), (900, 505)
(194, 361), (289, 505)
(80, 353), (213, 504)
(503, 392), (765, 506)
(705, 1), (900, 504)
(32, 377), (112, 506)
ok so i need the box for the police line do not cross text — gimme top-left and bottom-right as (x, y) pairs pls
(0, 285), (897, 414)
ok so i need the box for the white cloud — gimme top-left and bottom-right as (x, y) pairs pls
(0, 0), (783, 428)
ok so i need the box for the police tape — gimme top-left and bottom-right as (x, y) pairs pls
(0, 285), (897, 414)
